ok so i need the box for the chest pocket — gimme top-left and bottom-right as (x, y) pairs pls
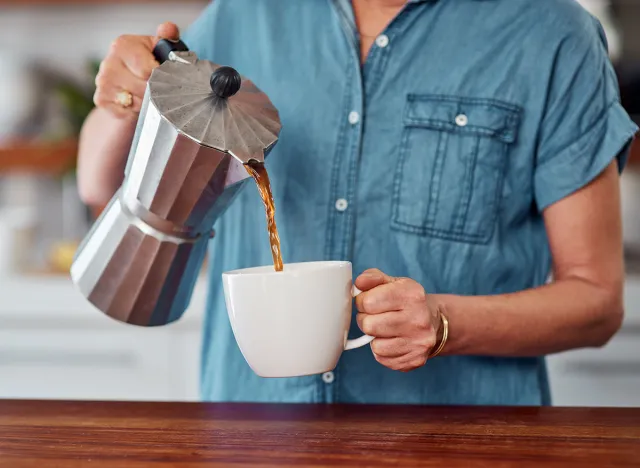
(391, 95), (521, 244)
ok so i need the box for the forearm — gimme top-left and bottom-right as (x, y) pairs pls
(77, 108), (137, 207)
(438, 277), (624, 357)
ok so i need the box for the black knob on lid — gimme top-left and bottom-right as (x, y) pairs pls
(210, 66), (242, 99)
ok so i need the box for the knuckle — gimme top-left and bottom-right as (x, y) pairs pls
(362, 294), (376, 313)
(414, 357), (428, 368)
(375, 356), (405, 372)
(406, 281), (427, 304)
(386, 285), (401, 305)
(93, 90), (108, 107)
(110, 36), (126, 52)
(370, 339), (384, 355)
(361, 316), (375, 335)
(414, 313), (431, 332)
(94, 71), (108, 89)
(129, 55), (145, 74)
(95, 60), (120, 88)
(420, 335), (436, 352)
(394, 362), (407, 372)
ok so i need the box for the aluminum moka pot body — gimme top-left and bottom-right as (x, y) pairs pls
(70, 40), (282, 326)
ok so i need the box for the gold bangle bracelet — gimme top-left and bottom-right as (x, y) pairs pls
(428, 313), (449, 359)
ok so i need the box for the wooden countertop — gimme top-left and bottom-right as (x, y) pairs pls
(0, 401), (639, 467)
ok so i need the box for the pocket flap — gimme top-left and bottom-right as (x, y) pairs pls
(405, 95), (521, 144)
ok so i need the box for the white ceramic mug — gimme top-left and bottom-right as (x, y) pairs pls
(222, 261), (373, 377)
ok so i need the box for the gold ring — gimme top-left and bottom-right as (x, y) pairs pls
(115, 90), (133, 108)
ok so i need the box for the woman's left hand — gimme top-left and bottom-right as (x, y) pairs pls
(355, 269), (442, 372)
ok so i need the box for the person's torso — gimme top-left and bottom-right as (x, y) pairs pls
(183, 0), (597, 405)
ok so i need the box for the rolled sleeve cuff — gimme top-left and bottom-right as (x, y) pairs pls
(534, 101), (638, 212)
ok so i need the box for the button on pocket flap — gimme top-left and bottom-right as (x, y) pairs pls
(405, 95), (521, 144)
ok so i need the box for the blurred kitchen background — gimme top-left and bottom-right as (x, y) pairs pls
(0, 0), (639, 406)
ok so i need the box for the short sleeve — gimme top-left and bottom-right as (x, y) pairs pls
(534, 16), (638, 212)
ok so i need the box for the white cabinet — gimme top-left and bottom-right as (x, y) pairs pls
(547, 276), (640, 407)
(0, 275), (207, 401)
(0, 274), (639, 406)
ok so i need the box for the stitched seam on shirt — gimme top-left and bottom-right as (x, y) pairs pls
(392, 128), (503, 247)
(344, 119), (363, 261)
(407, 93), (523, 113)
(454, 135), (480, 233)
(392, 110), (507, 245)
(329, 0), (358, 50)
(363, 40), (384, 96)
(391, 123), (412, 225)
(405, 94), (522, 143)
(364, 4), (429, 97)
(488, 143), (509, 236)
(404, 119), (513, 143)
(426, 131), (447, 227)
(392, 219), (492, 243)
(324, 69), (355, 262)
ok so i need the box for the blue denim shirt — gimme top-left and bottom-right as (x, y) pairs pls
(183, 0), (638, 405)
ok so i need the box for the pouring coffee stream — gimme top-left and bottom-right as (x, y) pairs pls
(244, 159), (284, 272)
(207, 65), (284, 272)
(70, 38), (283, 326)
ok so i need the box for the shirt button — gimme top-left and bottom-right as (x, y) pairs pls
(335, 198), (348, 212)
(375, 34), (390, 48)
(455, 114), (469, 127)
(348, 111), (360, 125)
(322, 371), (335, 384)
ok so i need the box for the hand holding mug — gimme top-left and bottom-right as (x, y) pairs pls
(355, 269), (443, 372)
(94, 22), (180, 119)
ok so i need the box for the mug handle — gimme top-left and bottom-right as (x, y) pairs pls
(344, 285), (374, 351)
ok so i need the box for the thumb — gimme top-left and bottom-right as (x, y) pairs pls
(355, 268), (395, 292)
(155, 22), (180, 41)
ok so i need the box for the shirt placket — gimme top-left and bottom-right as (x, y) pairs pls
(320, 0), (364, 403)
(323, 0), (424, 403)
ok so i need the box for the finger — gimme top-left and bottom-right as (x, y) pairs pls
(371, 337), (410, 358)
(94, 82), (145, 114)
(111, 37), (159, 80)
(96, 102), (138, 120)
(356, 282), (405, 314)
(356, 311), (407, 338)
(155, 21), (180, 41)
(94, 87), (144, 118)
(375, 354), (427, 372)
(96, 60), (148, 101)
(355, 268), (395, 292)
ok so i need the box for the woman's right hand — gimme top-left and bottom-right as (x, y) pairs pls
(93, 22), (180, 119)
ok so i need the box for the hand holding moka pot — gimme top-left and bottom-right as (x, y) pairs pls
(71, 39), (282, 327)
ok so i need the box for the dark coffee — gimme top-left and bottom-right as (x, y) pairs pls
(244, 160), (284, 272)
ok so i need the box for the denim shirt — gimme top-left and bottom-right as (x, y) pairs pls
(182, 0), (638, 405)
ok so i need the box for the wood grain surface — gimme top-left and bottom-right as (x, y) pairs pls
(0, 400), (638, 467)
